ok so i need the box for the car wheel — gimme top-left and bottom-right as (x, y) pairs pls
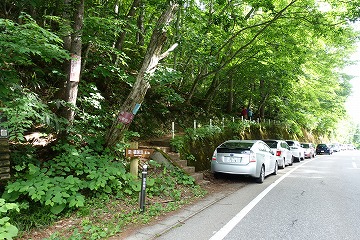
(213, 172), (221, 179)
(273, 162), (278, 175)
(289, 156), (294, 166)
(281, 158), (285, 169)
(256, 166), (265, 183)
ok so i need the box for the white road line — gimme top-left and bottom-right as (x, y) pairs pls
(209, 159), (314, 240)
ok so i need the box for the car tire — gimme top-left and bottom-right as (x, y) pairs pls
(273, 162), (278, 175)
(213, 172), (221, 179)
(256, 166), (265, 183)
(281, 158), (285, 169)
(289, 156), (294, 166)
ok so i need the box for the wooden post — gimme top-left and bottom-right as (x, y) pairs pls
(129, 142), (139, 177)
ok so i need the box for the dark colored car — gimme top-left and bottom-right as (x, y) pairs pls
(316, 144), (333, 155)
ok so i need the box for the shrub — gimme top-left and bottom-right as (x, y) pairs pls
(0, 198), (19, 240)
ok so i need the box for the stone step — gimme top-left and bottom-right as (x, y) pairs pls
(182, 166), (195, 174)
(167, 152), (180, 160)
(175, 159), (188, 167)
(191, 172), (204, 183)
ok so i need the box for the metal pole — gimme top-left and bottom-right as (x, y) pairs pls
(140, 164), (147, 212)
(194, 120), (197, 129)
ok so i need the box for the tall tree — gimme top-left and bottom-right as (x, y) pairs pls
(105, 2), (178, 147)
(61, 0), (85, 122)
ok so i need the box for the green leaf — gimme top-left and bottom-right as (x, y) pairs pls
(50, 204), (66, 214)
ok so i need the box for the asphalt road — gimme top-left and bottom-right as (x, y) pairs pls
(150, 150), (360, 240)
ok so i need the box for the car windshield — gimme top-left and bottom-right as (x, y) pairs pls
(217, 142), (253, 153)
(286, 141), (295, 146)
(263, 141), (277, 148)
(302, 144), (310, 148)
(317, 144), (327, 148)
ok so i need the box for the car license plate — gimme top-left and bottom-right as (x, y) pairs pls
(225, 156), (242, 163)
(321, 150), (324, 152)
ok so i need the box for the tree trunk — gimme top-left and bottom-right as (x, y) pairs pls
(106, 3), (178, 147)
(258, 78), (268, 119)
(61, 0), (84, 122)
(115, 0), (141, 51)
(203, 73), (220, 113)
(136, 0), (145, 47)
(227, 77), (234, 113)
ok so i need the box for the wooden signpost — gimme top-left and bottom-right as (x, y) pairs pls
(126, 142), (154, 177)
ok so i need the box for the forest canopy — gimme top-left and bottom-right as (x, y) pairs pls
(1, 0), (359, 143)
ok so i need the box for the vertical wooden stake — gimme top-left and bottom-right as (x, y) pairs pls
(130, 142), (139, 177)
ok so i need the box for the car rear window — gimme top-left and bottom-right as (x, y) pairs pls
(263, 141), (277, 148)
(317, 144), (327, 148)
(302, 144), (310, 148)
(217, 142), (253, 153)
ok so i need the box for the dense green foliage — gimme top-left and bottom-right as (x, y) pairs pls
(172, 118), (315, 171)
(0, 199), (19, 240)
(1, 0), (360, 237)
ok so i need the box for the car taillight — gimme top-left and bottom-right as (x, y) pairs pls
(276, 150), (281, 156)
(249, 151), (256, 162)
(212, 151), (217, 161)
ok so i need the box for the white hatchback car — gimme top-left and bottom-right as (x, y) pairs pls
(263, 140), (294, 168)
(211, 140), (278, 183)
(285, 140), (305, 162)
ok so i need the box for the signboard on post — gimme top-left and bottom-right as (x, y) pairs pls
(126, 148), (154, 159)
(118, 111), (134, 125)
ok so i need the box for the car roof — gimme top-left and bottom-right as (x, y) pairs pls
(224, 140), (258, 143)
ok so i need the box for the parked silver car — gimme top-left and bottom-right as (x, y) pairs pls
(263, 139), (294, 168)
(301, 142), (316, 158)
(285, 140), (305, 161)
(211, 140), (278, 183)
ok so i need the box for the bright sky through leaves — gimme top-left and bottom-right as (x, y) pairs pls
(345, 22), (360, 124)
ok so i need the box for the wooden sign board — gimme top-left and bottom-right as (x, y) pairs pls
(126, 148), (154, 158)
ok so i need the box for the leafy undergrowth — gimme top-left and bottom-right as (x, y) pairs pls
(12, 163), (207, 240)
(15, 171), (249, 240)
(17, 188), (205, 240)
